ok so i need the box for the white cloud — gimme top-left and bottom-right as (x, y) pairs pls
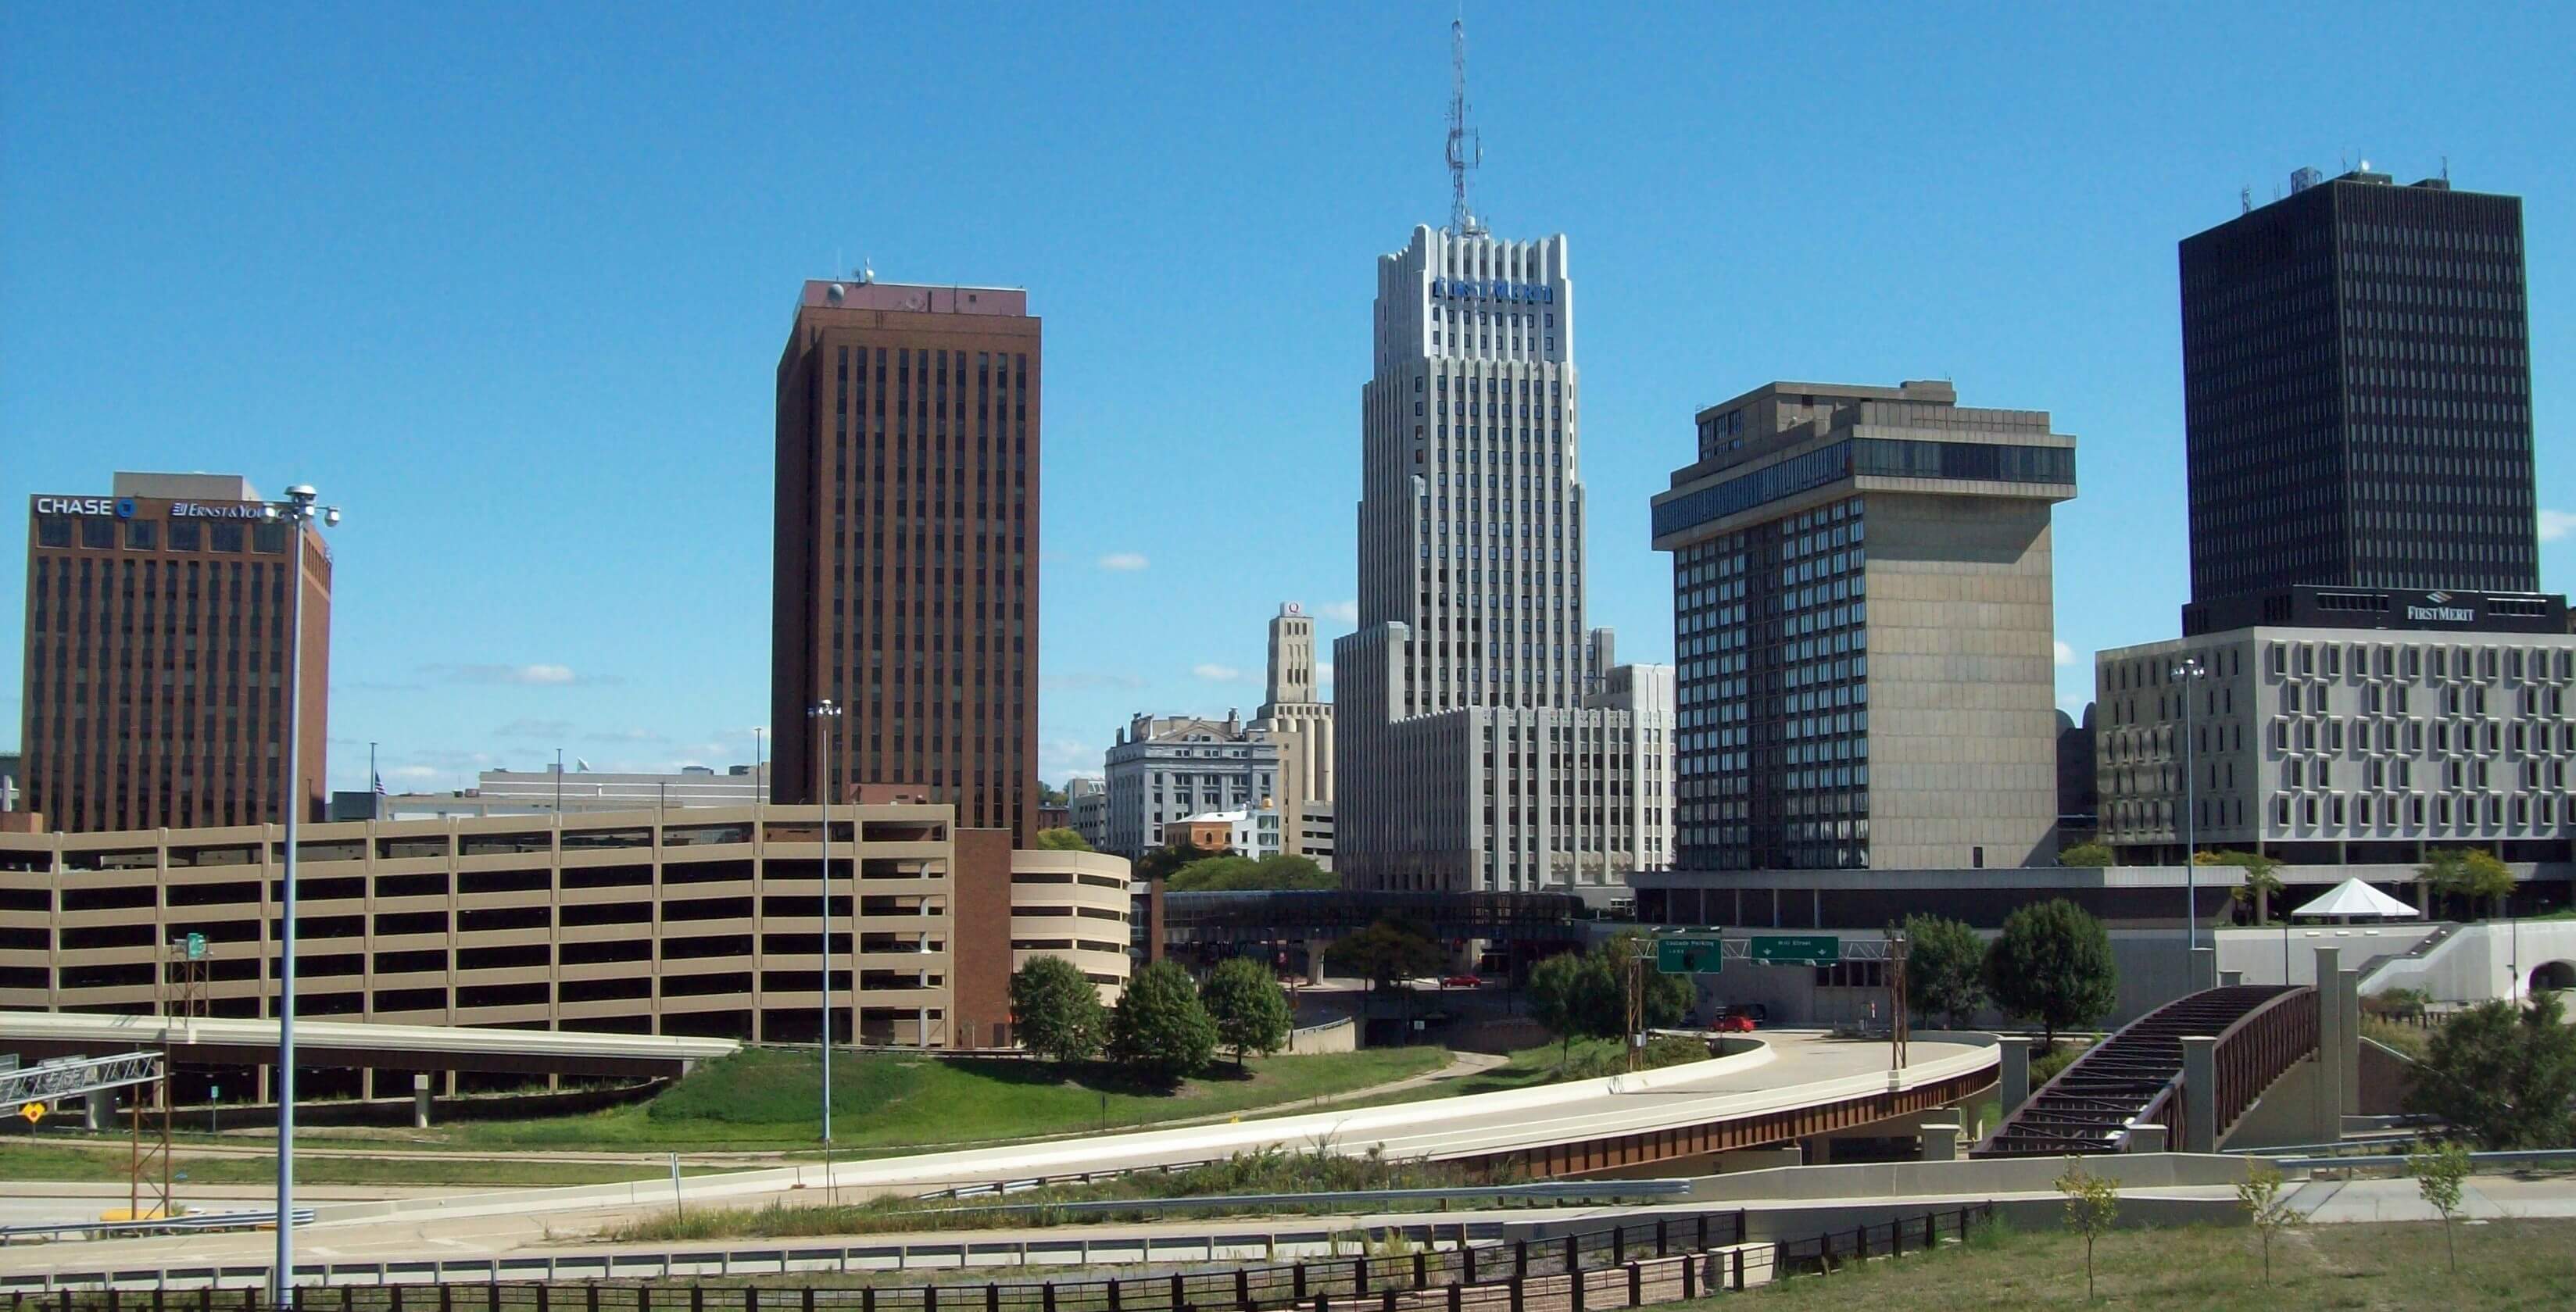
(1039, 737), (1101, 781)
(388, 765), (440, 781)
(2540, 509), (2574, 543)
(2052, 641), (2076, 667)
(496, 717), (576, 739)
(429, 663), (585, 686)
(1193, 663), (1242, 681)
(1319, 600), (1360, 624)
(1098, 552), (1149, 571)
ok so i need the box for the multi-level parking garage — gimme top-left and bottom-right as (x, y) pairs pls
(0, 804), (1130, 1098)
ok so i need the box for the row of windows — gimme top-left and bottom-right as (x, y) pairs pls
(35, 516), (292, 556)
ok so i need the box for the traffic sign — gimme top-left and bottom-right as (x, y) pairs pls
(184, 933), (207, 960)
(19, 1102), (43, 1124)
(1749, 935), (1841, 966)
(1655, 936), (1723, 974)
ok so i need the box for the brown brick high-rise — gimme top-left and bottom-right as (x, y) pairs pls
(771, 281), (1039, 842)
(19, 472), (330, 833)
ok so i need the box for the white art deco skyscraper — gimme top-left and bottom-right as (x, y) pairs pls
(1333, 221), (1671, 892)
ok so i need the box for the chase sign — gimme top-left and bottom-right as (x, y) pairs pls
(34, 496), (133, 518)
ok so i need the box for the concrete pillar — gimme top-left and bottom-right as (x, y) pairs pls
(2192, 946), (2217, 993)
(2313, 946), (2343, 1142)
(1998, 1035), (2032, 1113)
(83, 1093), (106, 1132)
(2181, 1035), (2219, 1155)
(412, 1074), (432, 1130)
(1307, 939), (1333, 987)
(1804, 1135), (1833, 1165)
(2338, 967), (2362, 1117)
(2220, 970), (2244, 988)
(1919, 1123), (1960, 1162)
(2127, 1123), (2168, 1153)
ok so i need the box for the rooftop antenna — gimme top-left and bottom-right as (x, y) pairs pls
(1445, 9), (1485, 237)
(2442, 154), (2450, 182)
(2241, 185), (2252, 215)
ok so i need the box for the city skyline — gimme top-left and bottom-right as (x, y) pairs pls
(4, 3), (2571, 800)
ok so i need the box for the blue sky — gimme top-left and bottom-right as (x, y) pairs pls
(3, 2), (2570, 795)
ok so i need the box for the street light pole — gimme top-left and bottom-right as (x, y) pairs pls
(264, 484), (338, 1305)
(807, 699), (842, 1200)
(2173, 657), (2207, 976)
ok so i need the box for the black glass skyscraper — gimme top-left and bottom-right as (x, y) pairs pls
(2178, 169), (2536, 606)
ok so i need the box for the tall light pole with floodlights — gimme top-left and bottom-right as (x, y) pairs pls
(807, 698), (842, 1196)
(2173, 656), (2207, 967)
(264, 484), (338, 1303)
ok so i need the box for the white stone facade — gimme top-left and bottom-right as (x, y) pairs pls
(2096, 627), (2576, 864)
(1334, 227), (1667, 893)
(1100, 713), (1279, 858)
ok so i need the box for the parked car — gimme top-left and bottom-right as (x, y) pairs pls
(1440, 973), (1483, 989)
(1709, 1012), (1757, 1034)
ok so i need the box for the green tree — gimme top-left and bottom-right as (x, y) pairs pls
(1008, 955), (1104, 1064)
(1168, 853), (1337, 892)
(2202, 850), (2284, 926)
(1106, 960), (1218, 1085)
(2406, 1139), (2470, 1272)
(1324, 920), (1445, 995)
(2057, 841), (2115, 867)
(1527, 952), (1590, 1067)
(1983, 899), (2117, 1049)
(1199, 956), (1293, 1067)
(1134, 842), (1227, 884)
(2055, 1156), (2120, 1300)
(1526, 937), (1691, 1065)
(1032, 827), (1092, 852)
(2234, 1163), (2305, 1286)
(2402, 992), (2576, 1149)
(1605, 933), (1697, 1031)
(1902, 914), (1987, 1029)
(2420, 847), (2513, 920)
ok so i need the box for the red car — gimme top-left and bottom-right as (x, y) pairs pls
(1441, 973), (1483, 988)
(1710, 1013), (1757, 1034)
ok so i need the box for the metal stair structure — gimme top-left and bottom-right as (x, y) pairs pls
(1976, 985), (2302, 1156)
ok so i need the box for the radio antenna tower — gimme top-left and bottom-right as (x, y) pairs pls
(1445, 13), (1484, 237)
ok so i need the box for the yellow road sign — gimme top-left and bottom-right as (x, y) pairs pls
(18, 1102), (42, 1124)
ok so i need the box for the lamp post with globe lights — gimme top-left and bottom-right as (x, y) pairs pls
(263, 484), (338, 1303)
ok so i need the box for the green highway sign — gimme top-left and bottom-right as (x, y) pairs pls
(1655, 937), (1724, 974)
(184, 933), (207, 961)
(1749, 935), (1841, 966)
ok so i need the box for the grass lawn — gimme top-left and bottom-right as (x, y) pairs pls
(1332, 1038), (1646, 1109)
(1705, 1215), (2575, 1310)
(291, 1046), (1451, 1153)
(0, 1144), (710, 1188)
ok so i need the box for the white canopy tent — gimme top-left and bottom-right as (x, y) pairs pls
(2288, 877), (2420, 921)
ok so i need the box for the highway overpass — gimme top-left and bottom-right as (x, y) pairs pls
(0, 1011), (738, 1080)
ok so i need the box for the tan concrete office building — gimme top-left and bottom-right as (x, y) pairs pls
(1653, 381), (2077, 872)
(0, 804), (1129, 1066)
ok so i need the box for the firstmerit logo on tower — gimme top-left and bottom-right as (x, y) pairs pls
(1430, 277), (1554, 305)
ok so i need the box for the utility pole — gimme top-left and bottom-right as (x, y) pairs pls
(1886, 927), (1910, 1072)
(1622, 939), (1644, 1074)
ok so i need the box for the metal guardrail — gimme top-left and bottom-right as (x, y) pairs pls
(904, 1179), (1694, 1221)
(0, 1209), (313, 1243)
(2270, 1148), (2576, 1171)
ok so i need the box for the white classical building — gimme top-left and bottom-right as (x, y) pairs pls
(2096, 624), (2576, 867)
(1333, 225), (1670, 896)
(1100, 712), (1280, 859)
